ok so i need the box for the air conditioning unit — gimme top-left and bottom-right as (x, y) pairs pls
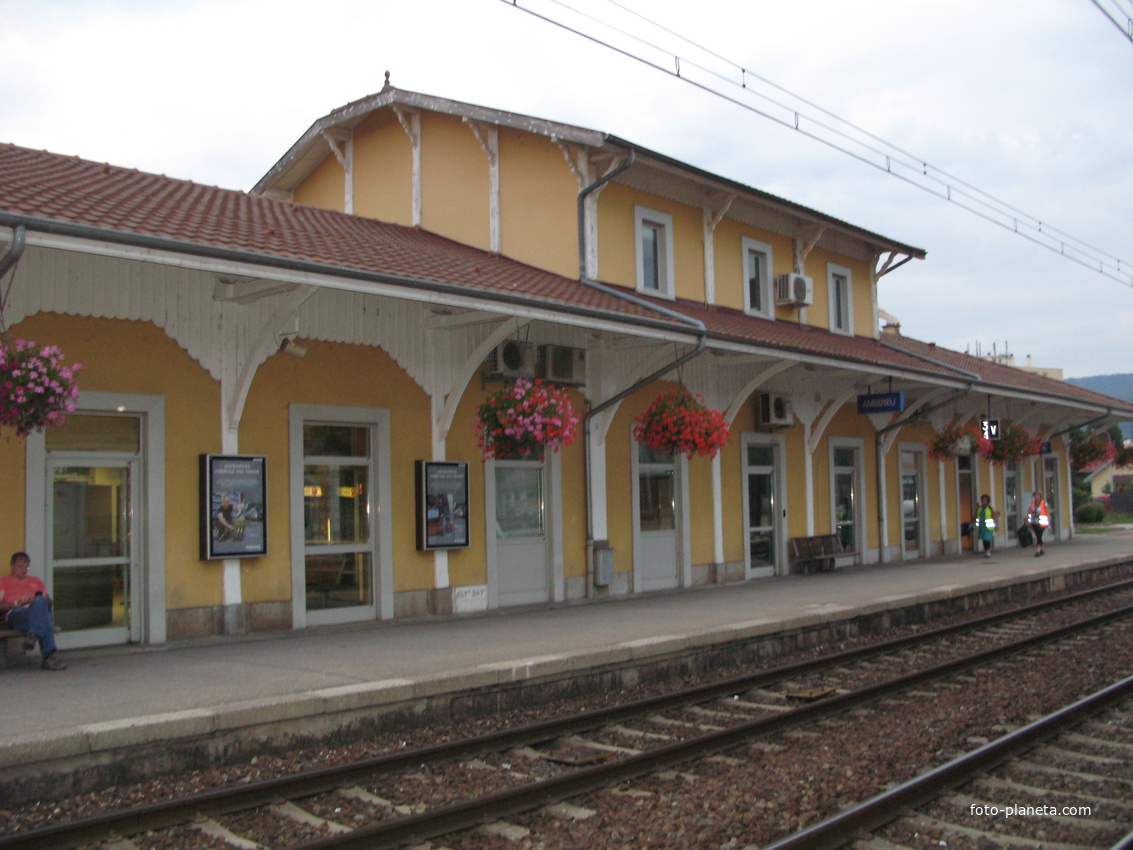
(756, 393), (793, 428)
(775, 273), (814, 307)
(486, 339), (535, 379)
(539, 344), (586, 386)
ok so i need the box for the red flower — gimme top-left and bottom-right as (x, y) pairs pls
(633, 389), (730, 459)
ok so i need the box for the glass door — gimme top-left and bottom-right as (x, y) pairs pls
(1043, 457), (1060, 540)
(1004, 460), (1020, 535)
(744, 442), (777, 577)
(832, 447), (858, 556)
(900, 450), (923, 557)
(47, 460), (136, 647)
(302, 423), (375, 624)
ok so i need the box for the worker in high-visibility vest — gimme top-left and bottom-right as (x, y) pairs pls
(975, 494), (997, 558)
(1027, 490), (1051, 557)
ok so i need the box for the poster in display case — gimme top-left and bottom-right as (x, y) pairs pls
(200, 454), (267, 559)
(415, 460), (470, 550)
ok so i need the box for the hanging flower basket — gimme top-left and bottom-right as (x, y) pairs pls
(633, 388), (730, 459)
(475, 378), (579, 461)
(928, 422), (982, 462)
(1070, 431), (1116, 470)
(0, 339), (81, 437)
(979, 423), (1041, 465)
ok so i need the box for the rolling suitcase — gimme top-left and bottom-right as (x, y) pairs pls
(1016, 524), (1033, 547)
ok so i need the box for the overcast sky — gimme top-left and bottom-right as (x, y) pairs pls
(1, 0), (1130, 378)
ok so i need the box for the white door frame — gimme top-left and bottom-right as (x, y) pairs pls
(25, 391), (166, 645)
(741, 432), (787, 578)
(630, 432), (691, 592)
(289, 404), (394, 628)
(828, 437), (865, 567)
(898, 443), (929, 560)
(484, 451), (563, 608)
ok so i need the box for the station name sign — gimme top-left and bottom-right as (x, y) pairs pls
(857, 392), (905, 414)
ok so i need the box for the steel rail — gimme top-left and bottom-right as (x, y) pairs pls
(278, 600), (1133, 850)
(761, 673), (1133, 850)
(4, 578), (1132, 850)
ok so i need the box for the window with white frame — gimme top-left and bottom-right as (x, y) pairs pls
(827, 263), (853, 335)
(635, 206), (675, 298)
(742, 237), (774, 319)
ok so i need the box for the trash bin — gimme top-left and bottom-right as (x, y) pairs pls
(592, 540), (614, 587)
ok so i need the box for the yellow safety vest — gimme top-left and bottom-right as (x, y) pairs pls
(977, 505), (996, 530)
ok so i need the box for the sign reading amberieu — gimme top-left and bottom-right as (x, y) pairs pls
(857, 392), (905, 415)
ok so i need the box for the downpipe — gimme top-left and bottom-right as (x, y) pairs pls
(572, 149), (709, 588)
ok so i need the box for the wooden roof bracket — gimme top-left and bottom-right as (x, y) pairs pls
(794, 227), (825, 273)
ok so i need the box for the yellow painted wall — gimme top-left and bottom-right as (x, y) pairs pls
(239, 339), (434, 600)
(686, 447), (717, 567)
(719, 403), (750, 566)
(804, 249), (874, 336)
(2, 313), (222, 610)
(498, 128), (577, 277)
(712, 219), (795, 315)
(594, 183), (706, 301)
(604, 382), (658, 573)
(451, 376), (590, 586)
(0, 428), (24, 560)
(604, 380), (729, 573)
(294, 154), (346, 214)
(420, 112), (491, 251)
(558, 385), (589, 578)
(352, 112), (414, 225)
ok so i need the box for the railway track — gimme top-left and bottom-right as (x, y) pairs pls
(765, 676), (1133, 850)
(5, 579), (1133, 850)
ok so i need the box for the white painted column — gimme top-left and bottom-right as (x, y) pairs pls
(937, 460), (948, 549)
(711, 453), (724, 568)
(588, 417), (611, 541)
(427, 328), (450, 591)
(218, 323), (244, 633)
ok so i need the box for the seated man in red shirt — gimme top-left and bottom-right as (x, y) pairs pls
(0, 552), (66, 670)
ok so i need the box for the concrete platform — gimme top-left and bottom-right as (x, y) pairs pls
(2, 529), (1132, 798)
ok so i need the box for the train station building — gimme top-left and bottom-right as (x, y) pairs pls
(2, 83), (1130, 651)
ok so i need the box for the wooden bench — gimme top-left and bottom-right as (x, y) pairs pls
(789, 534), (857, 574)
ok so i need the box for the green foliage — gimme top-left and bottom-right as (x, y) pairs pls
(1075, 501), (1107, 524)
(1072, 480), (1092, 508)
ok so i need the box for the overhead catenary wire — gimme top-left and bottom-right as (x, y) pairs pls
(1088, 0), (1133, 43)
(500, 0), (1133, 290)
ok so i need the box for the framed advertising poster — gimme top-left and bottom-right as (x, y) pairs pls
(200, 455), (268, 559)
(415, 460), (470, 551)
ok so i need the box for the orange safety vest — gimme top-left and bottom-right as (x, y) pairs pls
(1028, 499), (1050, 527)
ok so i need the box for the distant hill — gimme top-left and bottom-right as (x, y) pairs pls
(1066, 373), (1133, 439)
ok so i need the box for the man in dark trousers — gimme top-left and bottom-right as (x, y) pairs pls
(0, 552), (66, 670)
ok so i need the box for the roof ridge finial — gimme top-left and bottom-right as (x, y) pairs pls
(383, 70), (392, 91)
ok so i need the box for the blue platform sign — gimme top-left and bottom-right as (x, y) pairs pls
(857, 392), (905, 414)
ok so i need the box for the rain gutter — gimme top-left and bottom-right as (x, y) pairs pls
(0, 213), (686, 338)
(0, 223), (26, 285)
(879, 338), (981, 381)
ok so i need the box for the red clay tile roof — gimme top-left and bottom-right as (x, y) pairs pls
(882, 333), (1133, 413)
(1, 142), (1129, 416)
(0, 143), (668, 326)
